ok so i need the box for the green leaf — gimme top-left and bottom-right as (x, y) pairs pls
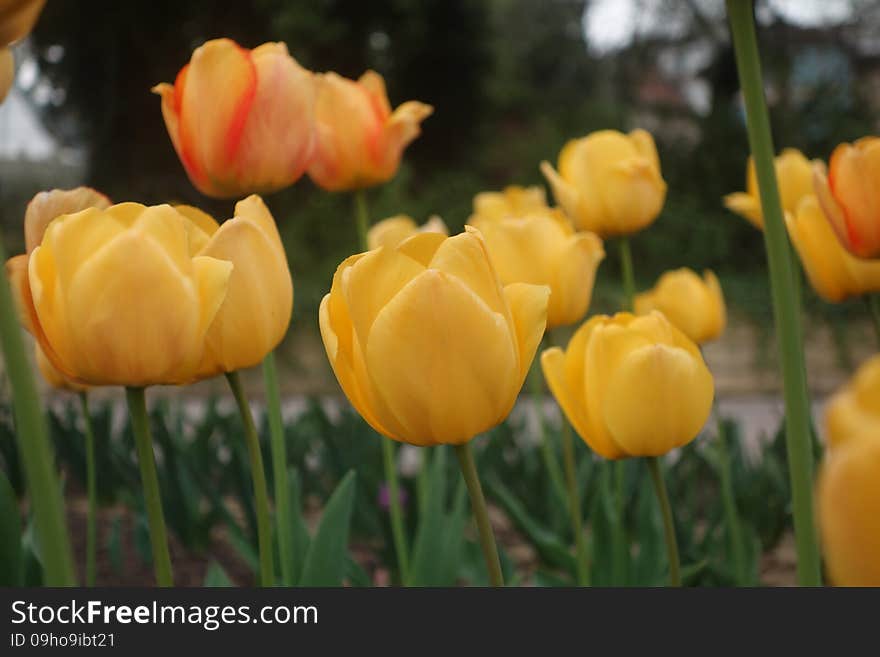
(204, 561), (234, 587)
(0, 469), (23, 585)
(298, 471), (357, 586)
(287, 468), (311, 584)
(634, 474), (664, 585)
(106, 515), (124, 576)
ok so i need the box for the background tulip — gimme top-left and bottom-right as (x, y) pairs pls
(0, 47), (12, 102)
(176, 195), (293, 377)
(154, 38), (316, 199)
(823, 354), (880, 448)
(540, 129), (666, 237)
(7, 203), (233, 386)
(469, 185), (549, 223)
(541, 311), (714, 459)
(786, 195), (880, 303)
(814, 137), (880, 258)
(817, 434), (880, 585)
(307, 70), (432, 191)
(469, 208), (604, 328)
(724, 148), (815, 230)
(367, 214), (448, 250)
(0, 0), (44, 46)
(634, 268), (726, 344)
(320, 227), (549, 445)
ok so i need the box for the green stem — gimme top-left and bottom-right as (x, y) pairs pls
(646, 456), (680, 587)
(79, 392), (98, 587)
(262, 352), (294, 586)
(382, 438), (410, 584)
(226, 372), (275, 586)
(716, 418), (747, 585)
(611, 460), (627, 585)
(867, 295), (880, 348)
(528, 359), (567, 508)
(0, 240), (76, 585)
(727, 0), (821, 586)
(125, 387), (173, 587)
(454, 443), (503, 586)
(618, 238), (636, 311)
(560, 419), (590, 585)
(353, 188), (410, 584)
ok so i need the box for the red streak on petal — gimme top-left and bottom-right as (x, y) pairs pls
(174, 64), (211, 190)
(828, 152), (863, 255)
(223, 45), (258, 164)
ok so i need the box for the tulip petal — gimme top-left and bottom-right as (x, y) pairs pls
(554, 231), (604, 327)
(540, 160), (597, 233)
(541, 347), (599, 456)
(62, 231), (203, 385)
(0, 47), (13, 104)
(175, 204), (220, 255)
(382, 100), (433, 173)
(5, 254), (35, 334)
(0, 0), (45, 46)
(428, 227), (507, 316)
(503, 282), (550, 384)
(603, 344), (714, 456)
(723, 191), (763, 229)
(366, 269), (519, 445)
(24, 187), (111, 254)
(368, 215), (418, 250)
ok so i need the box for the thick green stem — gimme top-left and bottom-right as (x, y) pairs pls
(0, 240), (75, 586)
(353, 189), (410, 584)
(226, 372), (275, 586)
(646, 457), (680, 587)
(125, 387), (173, 587)
(867, 295), (880, 348)
(528, 360), (567, 507)
(716, 419), (747, 585)
(262, 352), (294, 586)
(79, 392), (98, 586)
(726, 0), (821, 586)
(618, 238), (636, 311)
(454, 443), (503, 586)
(560, 419), (590, 585)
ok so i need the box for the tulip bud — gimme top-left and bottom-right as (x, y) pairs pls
(154, 39), (316, 199)
(786, 195), (880, 303)
(724, 148), (815, 230)
(0, 0), (45, 47)
(6, 203), (233, 386)
(817, 434), (880, 585)
(307, 71), (433, 191)
(176, 196), (294, 377)
(469, 208), (604, 329)
(469, 185), (549, 224)
(0, 48), (13, 103)
(540, 129), (667, 237)
(824, 354), (880, 449)
(367, 214), (448, 250)
(319, 227), (550, 445)
(814, 137), (880, 258)
(634, 268), (726, 344)
(541, 311), (714, 459)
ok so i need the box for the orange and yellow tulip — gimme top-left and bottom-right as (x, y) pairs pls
(154, 38), (316, 198)
(308, 71), (432, 191)
(814, 137), (880, 258)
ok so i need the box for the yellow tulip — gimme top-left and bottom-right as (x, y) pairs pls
(0, 47), (12, 103)
(541, 311), (714, 459)
(823, 354), (880, 448)
(469, 208), (604, 328)
(176, 196), (293, 377)
(0, 0), (45, 46)
(814, 136), (880, 258)
(723, 148), (815, 230)
(634, 268), (726, 344)
(319, 227), (550, 445)
(540, 129), (666, 237)
(308, 70), (432, 191)
(5, 202), (233, 386)
(469, 185), (549, 223)
(154, 38), (316, 199)
(786, 195), (880, 303)
(367, 214), (448, 250)
(817, 433), (880, 586)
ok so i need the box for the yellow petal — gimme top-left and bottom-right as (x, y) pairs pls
(503, 282), (550, 383)
(5, 253), (35, 333)
(603, 343), (714, 456)
(428, 227), (507, 316)
(552, 231), (604, 327)
(24, 187), (111, 253)
(0, 0), (45, 46)
(175, 204), (220, 254)
(818, 436), (880, 586)
(365, 269), (519, 445)
(0, 47), (12, 103)
(723, 191), (764, 230)
(367, 215), (418, 250)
